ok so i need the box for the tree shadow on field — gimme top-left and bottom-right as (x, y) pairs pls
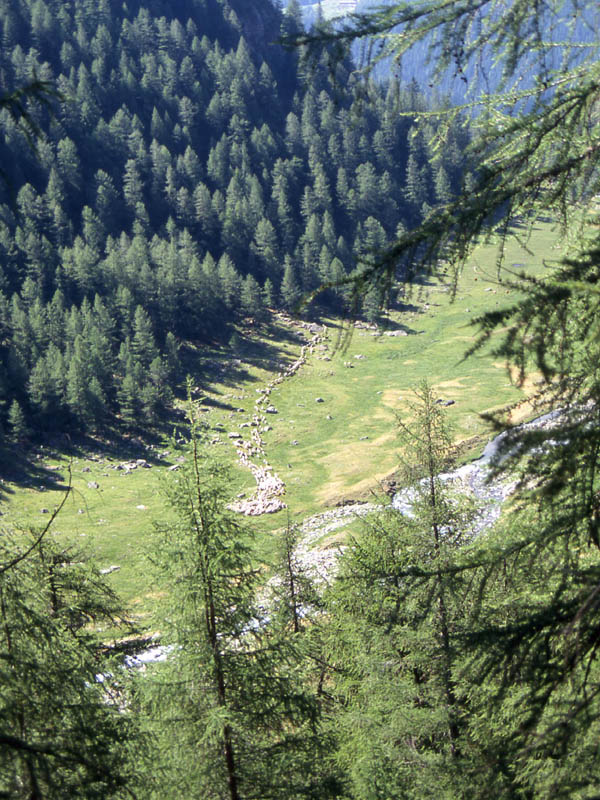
(189, 324), (306, 398)
(0, 442), (69, 500)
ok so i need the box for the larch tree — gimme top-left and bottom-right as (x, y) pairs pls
(290, 1), (600, 793)
(0, 528), (143, 799)
(139, 409), (338, 800)
(323, 385), (478, 799)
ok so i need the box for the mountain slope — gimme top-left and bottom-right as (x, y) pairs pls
(0, 0), (468, 440)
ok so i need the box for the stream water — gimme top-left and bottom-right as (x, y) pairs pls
(125, 410), (564, 668)
(392, 407), (565, 536)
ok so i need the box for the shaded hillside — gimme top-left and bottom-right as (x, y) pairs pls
(0, 0), (469, 438)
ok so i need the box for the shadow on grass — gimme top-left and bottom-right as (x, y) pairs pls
(0, 443), (69, 499)
(0, 315), (324, 496)
(0, 415), (185, 499)
(185, 320), (306, 398)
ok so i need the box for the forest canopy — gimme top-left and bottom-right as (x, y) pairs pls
(0, 0), (469, 440)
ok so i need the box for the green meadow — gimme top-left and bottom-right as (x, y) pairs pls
(1, 223), (561, 622)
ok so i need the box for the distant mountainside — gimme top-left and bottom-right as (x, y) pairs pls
(287, 0), (357, 24)
(289, 0), (598, 102)
(0, 0), (468, 440)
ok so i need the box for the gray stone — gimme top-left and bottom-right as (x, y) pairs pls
(266, 406), (278, 414)
(87, 481), (100, 489)
(315, 397), (324, 403)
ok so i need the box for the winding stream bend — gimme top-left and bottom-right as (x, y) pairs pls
(125, 410), (564, 668)
(393, 407), (565, 537)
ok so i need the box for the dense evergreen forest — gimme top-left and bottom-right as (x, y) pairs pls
(3, 0), (600, 798)
(0, 0), (467, 439)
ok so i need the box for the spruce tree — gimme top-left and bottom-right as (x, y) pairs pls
(7, 399), (28, 442)
(280, 255), (302, 312)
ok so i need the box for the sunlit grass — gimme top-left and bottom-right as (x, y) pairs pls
(1, 222), (559, 616)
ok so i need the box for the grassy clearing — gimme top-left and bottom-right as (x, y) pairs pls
(0, 222), (560, 617)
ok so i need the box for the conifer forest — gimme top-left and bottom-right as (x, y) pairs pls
(2, 0), (600, 798)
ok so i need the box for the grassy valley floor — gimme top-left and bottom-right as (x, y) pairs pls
(0, 223), (561, 627)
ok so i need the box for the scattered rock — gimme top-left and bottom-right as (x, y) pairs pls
(87, 481), (100, 489)
(315, 397), (324, 403)
(82, 466), (91, 473)
(326, 414), (333, 420)
(40, 508), (50, 514)
(291, 440), (299, 446)
(77, 508), (84, 514)
(167, 464), (180, 472)
(266, 405), (278, 414)
(136, 459), (151, 468)
(118, 461), (138, 471)
(136, 505), (147, 510)
(359, 436), (369, 440)
(354, 354), (365, 359)
(100, 565), (120, 575)
(443, 400), (455, 407)
(228, 432), (242, 439)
